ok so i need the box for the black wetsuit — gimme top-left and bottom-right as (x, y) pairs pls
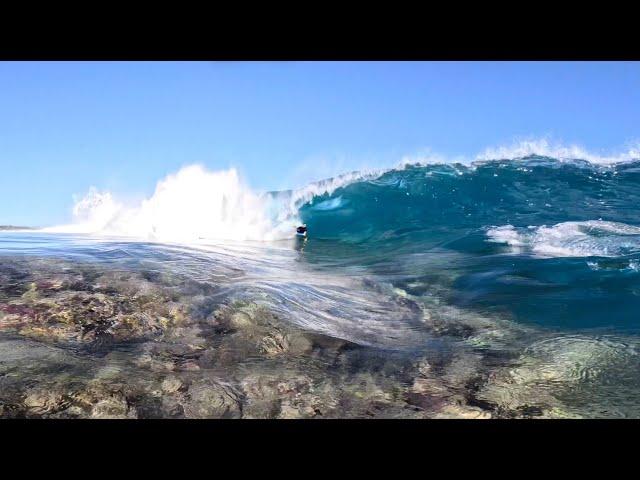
(296, 226), (307, 234)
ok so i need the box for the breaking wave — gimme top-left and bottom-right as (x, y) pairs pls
(43, 140), (640, 246)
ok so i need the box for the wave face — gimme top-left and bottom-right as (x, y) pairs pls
(299, 156), (640, 244)
(293, 156), (640, 331)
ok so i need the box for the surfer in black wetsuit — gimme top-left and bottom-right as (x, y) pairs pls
(296, 224), (307, 235)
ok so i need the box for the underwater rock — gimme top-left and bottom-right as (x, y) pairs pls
(50, 405), (87, 419)
(433, 402), (492, 419)
(241, 371), (310, 418)
(272, 374), (318, 418)
(440, 351), (485, 392)
(410, 376), (451, 397)
(403, 350), (497, 417)
(23, 388), (70, 416)
(212, 302), (316, 358)
(183, 379), (242, 418)
(135, 341), (209, 374)
(260, 331), (291, 356)
(72, 382), (137, 419)
(0, 275), (191, 347)
(240, 373), (284, 418)
(161, 376), (185, 394)
(472, 334), (640, 418)
(405, 377), (451, 412)
(335, 372), (403, 418)
(415, 359), (432, 377)
(0, 337), (87, 385)
(229, 311), (253, 330)
(239, 368), (341, 419)
(512, 335), (637, 385)
(278, 402), (308, 419)
(158, 397), (187, 418)
(90, 397), (136, 419)
(135, 352), (177, 372)
(21, 282), (40, 301)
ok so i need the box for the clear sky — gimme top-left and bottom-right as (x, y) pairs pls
(1, 61), (639, 226)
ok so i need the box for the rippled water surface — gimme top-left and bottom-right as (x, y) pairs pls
(3, 157), (640, 418)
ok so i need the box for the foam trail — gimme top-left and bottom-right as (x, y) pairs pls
(487, 221), (640, 258)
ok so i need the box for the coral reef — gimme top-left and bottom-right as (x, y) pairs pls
(3, 256), (635, 418)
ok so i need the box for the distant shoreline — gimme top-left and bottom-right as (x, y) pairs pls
(0, 226), (36, 231)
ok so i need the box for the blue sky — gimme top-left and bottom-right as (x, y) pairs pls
(1, 61), (639, 226)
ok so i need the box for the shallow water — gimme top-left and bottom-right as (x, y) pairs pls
(4, 157), (640, 418)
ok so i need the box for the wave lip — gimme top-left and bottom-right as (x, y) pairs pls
(477, 139), (640, 166)
(487, 220), (640, 258)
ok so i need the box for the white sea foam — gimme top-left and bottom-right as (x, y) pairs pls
(487, 220), (640, 258)
(311, 196), (345, 211)
(397, 140), (640, 168)
(46, 165), (295, 242)
(477, 139), (640, 165)
(45, 187), (124, 234)
(44, 164), (389, 243)
(373, 139), (640, 184)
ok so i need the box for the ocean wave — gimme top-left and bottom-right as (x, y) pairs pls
(43, 164), (393, 243)
(42, 139), (640, 245)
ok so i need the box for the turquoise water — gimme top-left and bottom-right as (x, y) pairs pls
(299, 156), (640, 333)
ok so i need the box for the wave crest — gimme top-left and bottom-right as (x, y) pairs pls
(477, 139), (640, 165)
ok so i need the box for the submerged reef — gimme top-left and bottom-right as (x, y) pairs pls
(1, 256), (638, 419)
